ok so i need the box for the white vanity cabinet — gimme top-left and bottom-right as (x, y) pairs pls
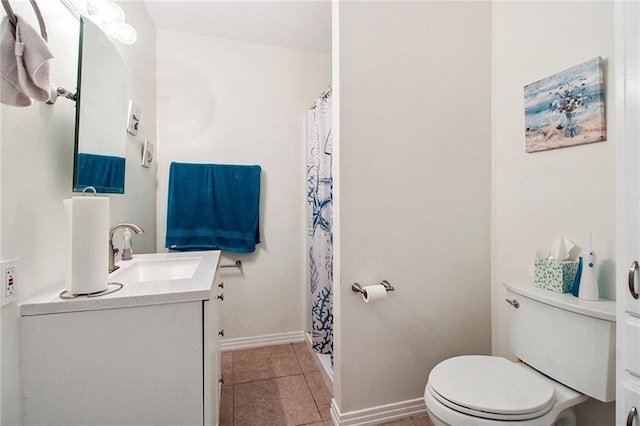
(617, 3), (640, 424)
(19, 251), (223, 426)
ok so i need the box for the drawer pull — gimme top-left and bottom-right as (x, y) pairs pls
(627, 406), (637, 426)
(629, 261), (639, 299)
(218, 282), (224, 289)
(217, 293), (224, 301)
(219, 376), (225, 385)
(218, 329), (224, 337)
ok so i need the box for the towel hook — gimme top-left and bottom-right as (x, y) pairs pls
(2, 0), (48, 41)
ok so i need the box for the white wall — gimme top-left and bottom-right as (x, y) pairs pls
(156, 31), (331, 340)
(110, 1), (157, 251)
(0, 2), (157, 423)
(1, 4), (79, 423)
(335, 1), (492, 415)
(492, 2), (615, 424)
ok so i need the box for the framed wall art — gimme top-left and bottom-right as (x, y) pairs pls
(524, 57), (605, 153)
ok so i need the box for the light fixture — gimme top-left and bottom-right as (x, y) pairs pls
(102, 22), (137, 45)
(87, 1), (124, 25)
(86, 1), (137, 45)
(113, 23), (137, 45)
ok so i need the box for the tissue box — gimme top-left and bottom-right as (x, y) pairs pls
(534, 258), (579, 293)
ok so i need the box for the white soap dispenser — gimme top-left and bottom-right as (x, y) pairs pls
(121, 228), (133, 261)
(578, 232), (598, 301)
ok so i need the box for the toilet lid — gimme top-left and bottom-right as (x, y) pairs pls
(428, 356), (555, 420)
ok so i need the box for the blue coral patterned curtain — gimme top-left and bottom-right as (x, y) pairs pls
(307, 89), (333, 359)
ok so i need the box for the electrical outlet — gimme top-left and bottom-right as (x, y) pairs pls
(1, 258), (18, 306)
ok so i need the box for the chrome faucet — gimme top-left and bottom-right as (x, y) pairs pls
(109, 223), (144, 273)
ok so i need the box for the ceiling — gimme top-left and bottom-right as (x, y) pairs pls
(142, 1), (332, 53)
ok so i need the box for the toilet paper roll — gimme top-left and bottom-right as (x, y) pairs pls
(70, 196), (110, 295)
(362, 284), (387, 303)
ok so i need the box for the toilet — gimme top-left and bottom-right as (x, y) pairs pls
(424, 280), (616, 426)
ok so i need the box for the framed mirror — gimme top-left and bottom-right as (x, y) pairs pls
(73, 16), (128, 193)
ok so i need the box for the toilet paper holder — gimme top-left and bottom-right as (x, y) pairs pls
(352, 280), (394, 295)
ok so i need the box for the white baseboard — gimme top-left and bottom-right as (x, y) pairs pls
(330, 397), (428, 426)
(220, 331), (306, 351)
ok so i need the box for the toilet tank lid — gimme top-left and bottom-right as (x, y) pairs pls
(504, 280), (615, 322)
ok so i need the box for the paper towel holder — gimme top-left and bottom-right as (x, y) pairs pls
(59, 282), (124, 299)
(352, 280), (394, 295)
(81, 186), (97, 195)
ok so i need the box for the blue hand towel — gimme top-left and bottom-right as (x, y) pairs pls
(166, 162), (261, 253)
(74, 153), (125, 193)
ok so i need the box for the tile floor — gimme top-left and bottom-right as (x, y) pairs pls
(220, 343), (433, 426)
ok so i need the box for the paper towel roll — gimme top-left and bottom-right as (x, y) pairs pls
(70, 196), (109, 295)
(362, 284), (387, 303)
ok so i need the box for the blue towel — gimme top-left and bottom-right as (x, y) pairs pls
(74, 153), (125, 193)
(166, 162), (261, 253)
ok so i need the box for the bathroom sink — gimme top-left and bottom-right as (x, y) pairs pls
(111, 256), (202, 283)
(20, 251), (221, 316)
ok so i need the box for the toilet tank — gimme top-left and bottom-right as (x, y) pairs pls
(504, 280), (616, 402)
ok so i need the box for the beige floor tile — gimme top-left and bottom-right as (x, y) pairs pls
(234, 374), (322, 426)
(219, 385), (233, 426)
(222, 350), (234, 385)
(234, 344), (302, 384)
(382, 416), (433, 426)
(293, 342), (320, 373)
(305, 371), (332, 421)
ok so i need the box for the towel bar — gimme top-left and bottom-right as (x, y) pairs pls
(351, 280), (394, 294)
(220, 260), (242, 270)
(2, 0), (48, 40)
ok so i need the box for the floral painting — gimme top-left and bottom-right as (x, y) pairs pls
(524, 57), (605, 153)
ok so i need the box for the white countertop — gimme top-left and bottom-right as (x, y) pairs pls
(20, 251), (221, 316)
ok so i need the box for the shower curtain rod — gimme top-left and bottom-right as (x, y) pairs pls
(309, 85), (332, 110)
(320, 86), (332, 99)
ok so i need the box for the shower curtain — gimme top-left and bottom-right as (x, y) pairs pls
(307, 89), (333, 358)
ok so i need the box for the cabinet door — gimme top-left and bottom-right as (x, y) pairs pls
(21, 302), (203, 426)
(621, 1), (640, 318)
(618, 3), (640, 424)
(623, 382), (640, 426)
(624, 316), (640, 377)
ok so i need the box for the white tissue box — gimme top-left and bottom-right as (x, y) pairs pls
(534, 258), (579, 293)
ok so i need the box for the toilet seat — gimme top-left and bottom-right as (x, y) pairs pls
(427, 356), (555, 421)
